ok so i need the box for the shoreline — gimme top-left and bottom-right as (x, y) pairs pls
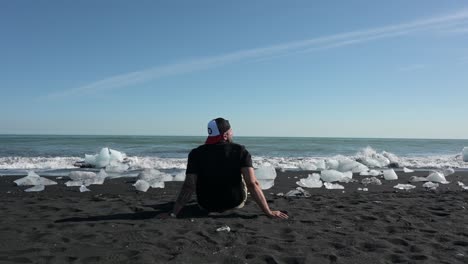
(0, 170), (467, 263)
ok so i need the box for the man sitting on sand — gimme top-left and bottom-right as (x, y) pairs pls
(166, 118), (288, 219)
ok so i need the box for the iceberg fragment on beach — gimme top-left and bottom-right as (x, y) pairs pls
(66, 169), (107, 186)
(442, 167), (455, 176)
(216, 225), (231, 232)
(409, 176), (427, 183)
(137, 169), (167, 188)
(426, 171), (449, 184)
(25, 185), (45, 192)
(357, 147), (391, 168)
(255, 166), (276, 190)
(360, 170), (382, 176)
(133, 180), (150, 192)
(422, 182), (439, 190)
(334, 157), (369, 173)
(361, 177), (382, 185)
(285, 187), (311, 197)
(457, 181), (468, 190)
(393, 184), (416, 190)
(320, 170), (352, 183)
(383, 169), (398, 180)
(298, 162), (317, 171)
(84, 147), (128, 169)
(80, 185), (91, 192)
(14, 171), (58, 186)
(296, 173), (323, 188)
(403, 167), (414, 173)
(324, 182), (345, 189)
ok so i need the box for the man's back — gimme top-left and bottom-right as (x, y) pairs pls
(187, 142), (252, 212)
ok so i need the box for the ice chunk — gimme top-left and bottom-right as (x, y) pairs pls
(67, 170), (106, 186)
(426, 171), (449, 184)
(14, 171), (58, 186)
(382, 151), (400, 164)
(442, 167), (455, 176)
(357, 147), (391, 168)
(314, 160), (327, 170)
(360, 170), (382, 176)
(80, 185), (91, 192)
(409, 176), (427, 182)
(335, 157), (368, 173)
(25, 185), (45, 192)
(296, 173), (323, 188)
(216, 225), (231, 232)
(357, 187), (368, 191)
(133, 180), (150, 192)
(320, 170), (352, 183)
(457, 181), (468, 190)
(463, 147), (468, 162)
(325, 159), (339, 170)
(173, 171), (186, 182)
(422, 182), (439, 190)
(403, 167), (414, 173)
(298, 162), (317, 171)
(324, 182), (344, 189)
(137, 169), (166, 188)
(84, 147), (127, 169)
(361, 177), (382, 185)
(383, 169), (398, 180)
(255, 166), (276, 190)
(393, 184), (416, 190)
(285, 187), (311, 197)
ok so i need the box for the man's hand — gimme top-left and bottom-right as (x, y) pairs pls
(267, 210), (289, 219)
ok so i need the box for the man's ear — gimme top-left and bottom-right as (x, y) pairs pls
(222, 132), (229, 140)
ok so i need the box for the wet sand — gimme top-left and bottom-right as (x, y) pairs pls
(0, 170), (467, 264)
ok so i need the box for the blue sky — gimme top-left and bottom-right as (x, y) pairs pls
(1, 0), (467, 138)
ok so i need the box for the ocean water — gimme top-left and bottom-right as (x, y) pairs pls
(1, 135), (467, 176)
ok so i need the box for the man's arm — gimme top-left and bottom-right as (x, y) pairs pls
(241, 167), (288, 219)
(171, 173), (197, 216)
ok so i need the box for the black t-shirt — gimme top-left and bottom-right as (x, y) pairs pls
(186, 141), (253, 212)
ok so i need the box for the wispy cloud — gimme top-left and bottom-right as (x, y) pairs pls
(44, 9), (468, 99)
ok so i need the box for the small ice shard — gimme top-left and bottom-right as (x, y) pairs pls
(383, 169), (398, 180)
(360, 170), (382, 176)
(357, 187), (369, 192)
(79, 185), (90, 192)
(463, 147), (468, 162)
(422, 182), (439, 190)
(275, 192), (284, 197)
(133, 180), (150, 192)
(14, 171), (58, 186)
(320, 170), (352, 183)
(137, 169), (166, 188)
(296, 173), (323, 188)
(403, 167), (414, 173)
(255, 166), (276, 190)
(458, 181), (468, 190)
(216, 225), (231, 232)
(361, 177), (382, 185)
(324, 182), (345, 189)
(442, 167), (455, 176)
(285, 187), (311, 197)
(393, 184), (416, 190)
(25, 185), (45, 192)
(426, 171), (449, 184)
(409, 176), (427, 182)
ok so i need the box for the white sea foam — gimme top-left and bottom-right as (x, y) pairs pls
(0, 148), (467, 176)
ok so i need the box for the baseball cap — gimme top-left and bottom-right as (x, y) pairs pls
(205, 118), (231, 144)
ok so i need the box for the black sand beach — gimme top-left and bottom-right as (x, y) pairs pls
(0, 170), (467, 264)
